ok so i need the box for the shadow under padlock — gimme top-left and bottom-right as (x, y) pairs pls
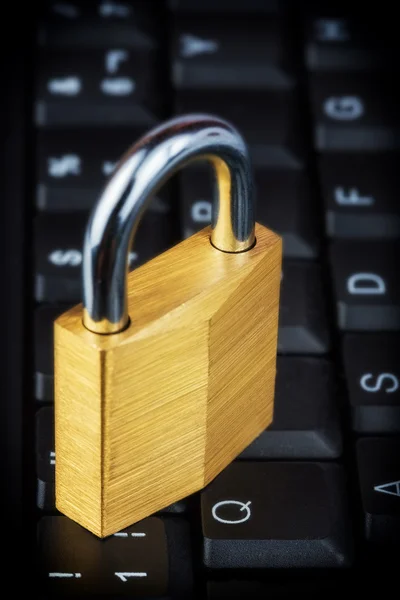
(53, 114), (282, 538)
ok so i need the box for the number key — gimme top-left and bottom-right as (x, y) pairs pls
(36, 48), (160, 127)
(343, 335), (400, 433)
(37, 516), (193, 597)
(39, 0), (156, 48)
(169, 0), (278, 12)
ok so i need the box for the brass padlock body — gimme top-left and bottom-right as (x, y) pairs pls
(55, 224), (281, 537)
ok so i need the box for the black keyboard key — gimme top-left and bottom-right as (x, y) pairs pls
(357, 437), (400, 544)
(256, 171), (318, 258)
(306, 17), (390, 71)
(207, 577), (348, 599)
(36, 128), (164, 211)
(35, 48), (161, 127)
(278, 262), (330, 354)
(168, 0), (279, 12)
(34, 212), (174, 303)
(39, 0), (156, 48)
(37, 516), (193, 597)
(201, 461), (352, 568)
(240, 357), (342, 459)
(181, 166), (319, 258)
(172, 16), (294, 90)
(310, 74), (400, 151)
(319, 154), (400, 239)
(35, 215), (84, 303)
(175, 91), (304, 168)
(343, 335), (400, 433)
(36, 407), (55, 511)
(330, 242), (400, 331)
(35, 305), (69, 401)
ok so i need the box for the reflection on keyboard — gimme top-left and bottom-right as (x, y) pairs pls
(30, 1), (400, 598)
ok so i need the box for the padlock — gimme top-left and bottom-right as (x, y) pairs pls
(54, 114), (282, 538)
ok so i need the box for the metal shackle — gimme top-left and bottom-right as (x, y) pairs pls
(82, 114), (255, 335)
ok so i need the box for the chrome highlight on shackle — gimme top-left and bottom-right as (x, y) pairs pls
(82, 114), (255, 334)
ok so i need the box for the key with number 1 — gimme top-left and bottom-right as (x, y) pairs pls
(38, 516), (192, 597)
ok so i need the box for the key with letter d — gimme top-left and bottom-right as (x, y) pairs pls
(329, 241), (400, 330)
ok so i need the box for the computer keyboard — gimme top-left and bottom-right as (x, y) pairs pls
(2, 0), (399, 597)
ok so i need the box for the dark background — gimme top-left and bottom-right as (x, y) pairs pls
(2, 0), (399, 594)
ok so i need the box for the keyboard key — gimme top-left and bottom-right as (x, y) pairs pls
(356, 438), (400, 544)
(278, 262), (330, 354)
(35, 47), (161, 127)
(255, 171), (319, 258)
(201, 461), (353, 568)
(181, 166), (319, 258)
(35, 305), (69, 401)
(240, 357), (342, 459)
(175, 91), (305, 168)
(36, 128), (165, 211)
(305, 17), (391, 71)
(168, 0), (279, 12)
(207, 577), (348, 598)
(37, 516), (193, 597)
(319, 154), (400, 239)
(329, 242), (400, 331)
(34, 212), (174, 303)
(36, 407), (55, 511)
(343, 335), (400, 434)
(38, 0), (156, 48)
(172, 16), (295, 90)
(35, 215), (84, 303)
(310, 74), (400, 151)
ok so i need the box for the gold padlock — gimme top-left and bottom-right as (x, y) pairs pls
(54, 114), (282, 538)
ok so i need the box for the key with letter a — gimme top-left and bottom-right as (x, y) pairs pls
(357, 437), (400, 544)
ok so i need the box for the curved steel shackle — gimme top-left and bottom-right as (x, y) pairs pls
(82, 114), (255, 334)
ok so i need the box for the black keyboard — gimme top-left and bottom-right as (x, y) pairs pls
(2, 1), (400, 597)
